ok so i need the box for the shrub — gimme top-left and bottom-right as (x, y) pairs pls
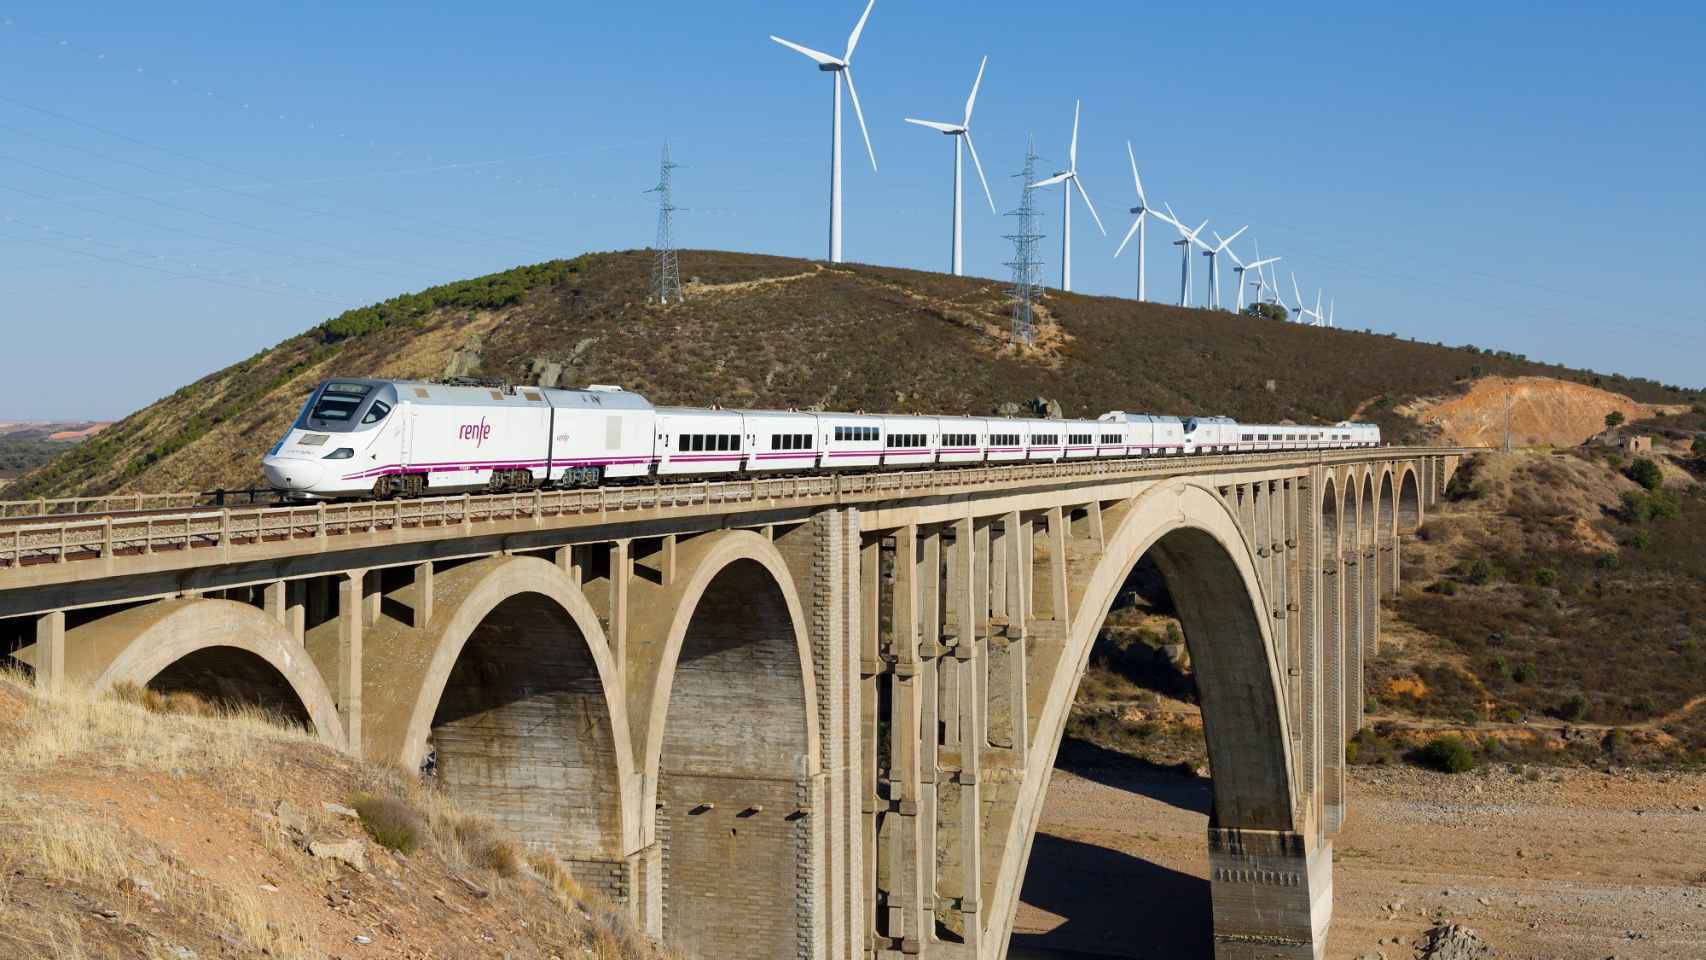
(1605, 411), (1626, 430)
(1629, 530), (1651, 551)
(1557, 694), (1590, 722)
(1365, 695), (1380, 715)
(1435, 579), (1459, 597)
(1511, 662), (1535, 684)
(1418, 736), (1475, 774)
(1596, 552), (1621, 570)
(1498, 706), (1523, 723)
(1466, 558), (1497, 586)
(1344, 740), (1359, 764)
(351, 794), (425, 855)
(1627, 457), (1663, 491)
(1533, 567), (1558, 587)
(1694, 435), (1706, 458)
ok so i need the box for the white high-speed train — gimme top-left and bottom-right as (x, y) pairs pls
(261, 379), (1381, 500)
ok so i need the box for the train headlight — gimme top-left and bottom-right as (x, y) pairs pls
(323, 448), (355, 460)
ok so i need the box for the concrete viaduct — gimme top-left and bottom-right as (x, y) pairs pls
(0, 448), (1463, 960)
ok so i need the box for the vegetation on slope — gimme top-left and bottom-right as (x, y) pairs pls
(0, 671), (661, 960)
(10, 249), (1700, 498)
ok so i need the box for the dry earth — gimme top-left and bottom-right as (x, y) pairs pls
(1401, 377), (1686, 449)
(1011, 762), (1706, 960)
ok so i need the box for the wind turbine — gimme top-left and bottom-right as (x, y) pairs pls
(1313, 289), (1326, 327)
(1291, 273), (1320, 324)
(1152, 203), (1209, 307)
(1029, 101), (1105, 292)
(769, 0), (878, 264)
(1249, 239), (1281, 305)
(1227, 248), (1281, 313)
(905, 56), (995, 276)
(1201, 226), (1248, 310)
(1112, 141), (1152, 301)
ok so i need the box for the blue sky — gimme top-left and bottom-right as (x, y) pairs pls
(1, 2), (1702, 420)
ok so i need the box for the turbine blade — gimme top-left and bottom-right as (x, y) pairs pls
(1126, 140), (1147, 206)
(963, 130), (996, 213)
(1190, 219), (1208, 239)
(1073, 175), (1106, 235)
(964, 55), (987, 127)
(1221, 224), (1248, 248)
(770, 36), (841, 66)
(905, 118), (962, 133)
(1069, 99), (1081, 170)
(1029, 173), (1071, 189)
(1292, 273), (1303, 305)
(1114, 215), (1142, 258)
(843, 67), (877, 171)
(845, 0), (876, 61)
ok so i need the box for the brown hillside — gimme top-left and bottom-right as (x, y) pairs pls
(10, 250), (1698, 498)
(0, 672), (661, 960)
(1403, 376), (1687, 448)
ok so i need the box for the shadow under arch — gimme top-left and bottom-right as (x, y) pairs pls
(992, 478), (1307, 955)
(26, 598), (341, 747)
(362, 555), (639, 861)
(639, 530), (820, 959)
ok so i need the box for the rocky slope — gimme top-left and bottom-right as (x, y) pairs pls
(10, 250), (1697, 498)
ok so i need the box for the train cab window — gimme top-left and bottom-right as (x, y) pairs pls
(303, 382), (370, 425)
(361, 401), (392, 425)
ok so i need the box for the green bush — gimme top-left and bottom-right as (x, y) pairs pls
(1629, 530), (1652, 550)
(1627, 457), (1663, 491)
(1557, 694), (1590, 722)
(1596, 552), (1621, 570)
(1466, 558), (1497, 586)
(351, 794), (425, 855)
(1693, 435), (1706, 457)
(1435, 579), (1459, 597)
(1605, 411), (1626, 430)
(1533, 567), (1558, 587)
(1511, 662), (1535, 684)
(1418, 736), (1475, 774)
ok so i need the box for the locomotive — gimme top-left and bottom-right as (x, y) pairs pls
(261, 378), (1380, 500)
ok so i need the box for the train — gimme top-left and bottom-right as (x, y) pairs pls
(261, 378), (1382, 500)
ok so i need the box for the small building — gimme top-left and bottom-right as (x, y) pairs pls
(1621, 435), (1653, 453)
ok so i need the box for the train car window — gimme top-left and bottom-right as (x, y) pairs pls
(361, 401), (392, 425)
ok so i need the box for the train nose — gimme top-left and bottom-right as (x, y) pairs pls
(262, 456), (323, 492)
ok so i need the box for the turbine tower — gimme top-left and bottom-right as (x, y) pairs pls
(1112, 141), (1152, 301)
(769, 0), (878, 264)
(1291, 274), (1322, 325)
(1151, 203), (1209, 307)
(1201, 226), (1248, 310)
(1028, 101), (1104, 292)
(905, 56), (995, 276)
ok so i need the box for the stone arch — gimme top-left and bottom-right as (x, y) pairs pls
(991, 479), (1318, 954)
(637, 530), (820, 959)
(1361, 473), (1377, 547)
(47, 598), (341, 747)
(361, 555), (639, 862)
(1397, 464), (1423, 534)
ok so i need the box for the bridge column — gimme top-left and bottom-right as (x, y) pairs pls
(918, 525), (943, 949)
(936, 516), (983, 956)
(888, 525), (927, 954)
(1208, 828), (1332, 960)
(336, 570), (365, 759)
(32, 610), (65, 693)
(1043, 507), (1068, 623)
(859, 536), (881, 957)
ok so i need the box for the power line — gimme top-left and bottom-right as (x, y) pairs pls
(644, 142), (683, 306)
(1004, 137), (1045, 345)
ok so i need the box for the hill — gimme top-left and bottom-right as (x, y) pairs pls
(9, 250), (1698, 498)
(0, 421), (111, 483)
(0, 670), (660, 960)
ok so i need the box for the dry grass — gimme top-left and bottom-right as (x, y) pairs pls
(0, 670), (665, 960)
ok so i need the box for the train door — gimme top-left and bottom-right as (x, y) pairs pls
(400, 402), (415, 472)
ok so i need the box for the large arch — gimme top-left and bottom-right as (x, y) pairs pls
(360, 556), (640, 864)
(635, 530), (820, 960)
(24, 598), (341, 747)
(992, 479), (1324, 956)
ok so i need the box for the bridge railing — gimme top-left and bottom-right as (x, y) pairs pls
(0, 448), (1468, 571)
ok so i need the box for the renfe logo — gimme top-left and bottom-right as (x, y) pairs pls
(458, 417), (492, 447)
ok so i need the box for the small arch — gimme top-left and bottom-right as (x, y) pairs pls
(1378, 470), (1396, 541)
(362, 556), (638, 859)
(1361, 473), (1377, 546)
(58, 599), (341, 747)
(1397, 465), (1423, 533)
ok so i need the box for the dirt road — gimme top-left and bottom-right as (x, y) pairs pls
(1011, 757), (1706, 959)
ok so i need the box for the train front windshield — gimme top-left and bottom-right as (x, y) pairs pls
(294, 382), (378, 433)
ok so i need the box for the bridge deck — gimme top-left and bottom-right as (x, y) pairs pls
(0, 447), (1472, 599)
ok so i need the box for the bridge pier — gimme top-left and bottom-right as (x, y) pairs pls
(1208, 828), (1331, 959)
